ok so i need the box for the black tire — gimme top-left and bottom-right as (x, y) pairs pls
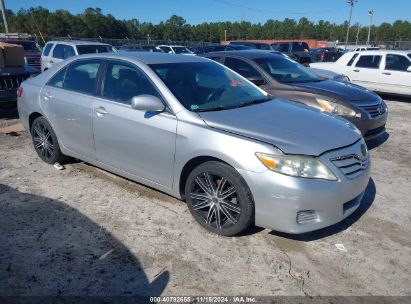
(185, 161), (254, 236)
(31, 116), (64, 164)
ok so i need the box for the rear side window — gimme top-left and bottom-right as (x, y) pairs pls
(62, 45), (75, 59)
(47, 67), (67, 88)
(52, 44), (64, 59)
(355, 55), (382, 69)
(63, 60), (101, 95)
(385, 54), (411, 71)
(43, 43), (53, 56)
(347, 53), (359, 66)
(224, 57), (261, 79)
(76, 45), (112, 55)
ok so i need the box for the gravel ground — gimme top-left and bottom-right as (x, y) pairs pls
(0, 97), (410, 297)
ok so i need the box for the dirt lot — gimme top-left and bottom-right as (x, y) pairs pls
(0, 97), (410, 297)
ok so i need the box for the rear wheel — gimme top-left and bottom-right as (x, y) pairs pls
(31, 116), (64, 164)
(185, 161), (254, 236)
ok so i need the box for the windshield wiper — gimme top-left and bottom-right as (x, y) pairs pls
(195, 97), (271, 112)
(233, 97), (272, 109)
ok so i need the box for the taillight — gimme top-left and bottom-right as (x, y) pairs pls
(17, 86), (23, 98)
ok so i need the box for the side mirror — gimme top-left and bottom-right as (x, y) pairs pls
(407, 66), (411, 72)
(131, 95), (165, 112)
(247, 76), (265, 86)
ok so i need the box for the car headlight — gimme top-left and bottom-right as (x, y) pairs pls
(316, 98), (357, 117)
(256, 153), (337, 181)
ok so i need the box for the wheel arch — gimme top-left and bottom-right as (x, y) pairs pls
(178, 156), (232, 199)
(28, 112), (43, 130)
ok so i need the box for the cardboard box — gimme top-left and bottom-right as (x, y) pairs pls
(0, 42), (25, 67)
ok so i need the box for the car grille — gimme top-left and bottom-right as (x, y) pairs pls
(26, 56), (41, 68)
(359, 103), (386, 118)
(330, 153), (369, 179)
(0, 74), (30, 91)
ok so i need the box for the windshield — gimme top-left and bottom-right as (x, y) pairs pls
(173, 47), (191, 54)
(76, 45), (113, 54)
(149, 62), (269, 112)
(408, 53), (411, 60)
(256, 56), (323, 83)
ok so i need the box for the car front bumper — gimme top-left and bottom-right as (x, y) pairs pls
(238, 140), (371, 234)
(347, 101), (388, 141)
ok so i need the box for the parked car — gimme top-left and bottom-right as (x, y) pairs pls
(228, 41), (274, 50)
(41, 40), (113, 71)
(203, 51), (388, 140)
(271, 41), (314, 65)
(18, 52), (371, 236)
(310, 50), (411, 96)
(118, 44), (163, 53)
(310, 47), (345, 62)
(0, 39), (41, 71)
(193, 44), (252, 55)
(156, 45), (193, 55)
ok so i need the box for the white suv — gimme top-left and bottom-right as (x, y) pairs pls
(41, 40), (113, 71)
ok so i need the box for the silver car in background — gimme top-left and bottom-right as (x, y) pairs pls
(18, 52), (370, 236)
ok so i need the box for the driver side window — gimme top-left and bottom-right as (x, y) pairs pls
(102, 61), (161, 105)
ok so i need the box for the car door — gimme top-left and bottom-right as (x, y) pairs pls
(40, 59), (102, 160)
(380, 53), (411, 95)
(350, 54), (382, 91)
(92, 60), (177, 188)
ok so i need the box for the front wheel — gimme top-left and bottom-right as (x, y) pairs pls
(185, 161), (254, 236)
(31, 116), (64, 164)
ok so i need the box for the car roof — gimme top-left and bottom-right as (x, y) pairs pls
(346, 49), (410, 55)
(65, 51), (206, 64)
(202, 50), (284, 59)
(47, 40), (111, 46)
(230, 41), (270, 46)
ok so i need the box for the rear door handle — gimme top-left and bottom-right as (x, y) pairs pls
(382, 72), (391, 75)
(353, 69), (360, 72)
(95, 107), (108, 116)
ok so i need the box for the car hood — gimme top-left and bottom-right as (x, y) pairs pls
(292, 79), (378, 102)
(198, 99), (361, 156)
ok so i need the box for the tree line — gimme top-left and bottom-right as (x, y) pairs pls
(2, 7), (411, 43)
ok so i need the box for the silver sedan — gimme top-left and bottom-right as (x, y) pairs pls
(17, 52), (370, 236)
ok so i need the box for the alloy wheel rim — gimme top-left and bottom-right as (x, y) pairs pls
(190, 172), (241, 230)
(33, 122), (55, 160)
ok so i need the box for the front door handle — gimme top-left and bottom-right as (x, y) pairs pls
(353, 69), (360, 72)
(382, 72), (391, 75)
(95, 107), (108, 116)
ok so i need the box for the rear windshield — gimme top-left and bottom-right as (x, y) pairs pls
(256, 56), (322, 83)
(76, 45), (113, 55)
